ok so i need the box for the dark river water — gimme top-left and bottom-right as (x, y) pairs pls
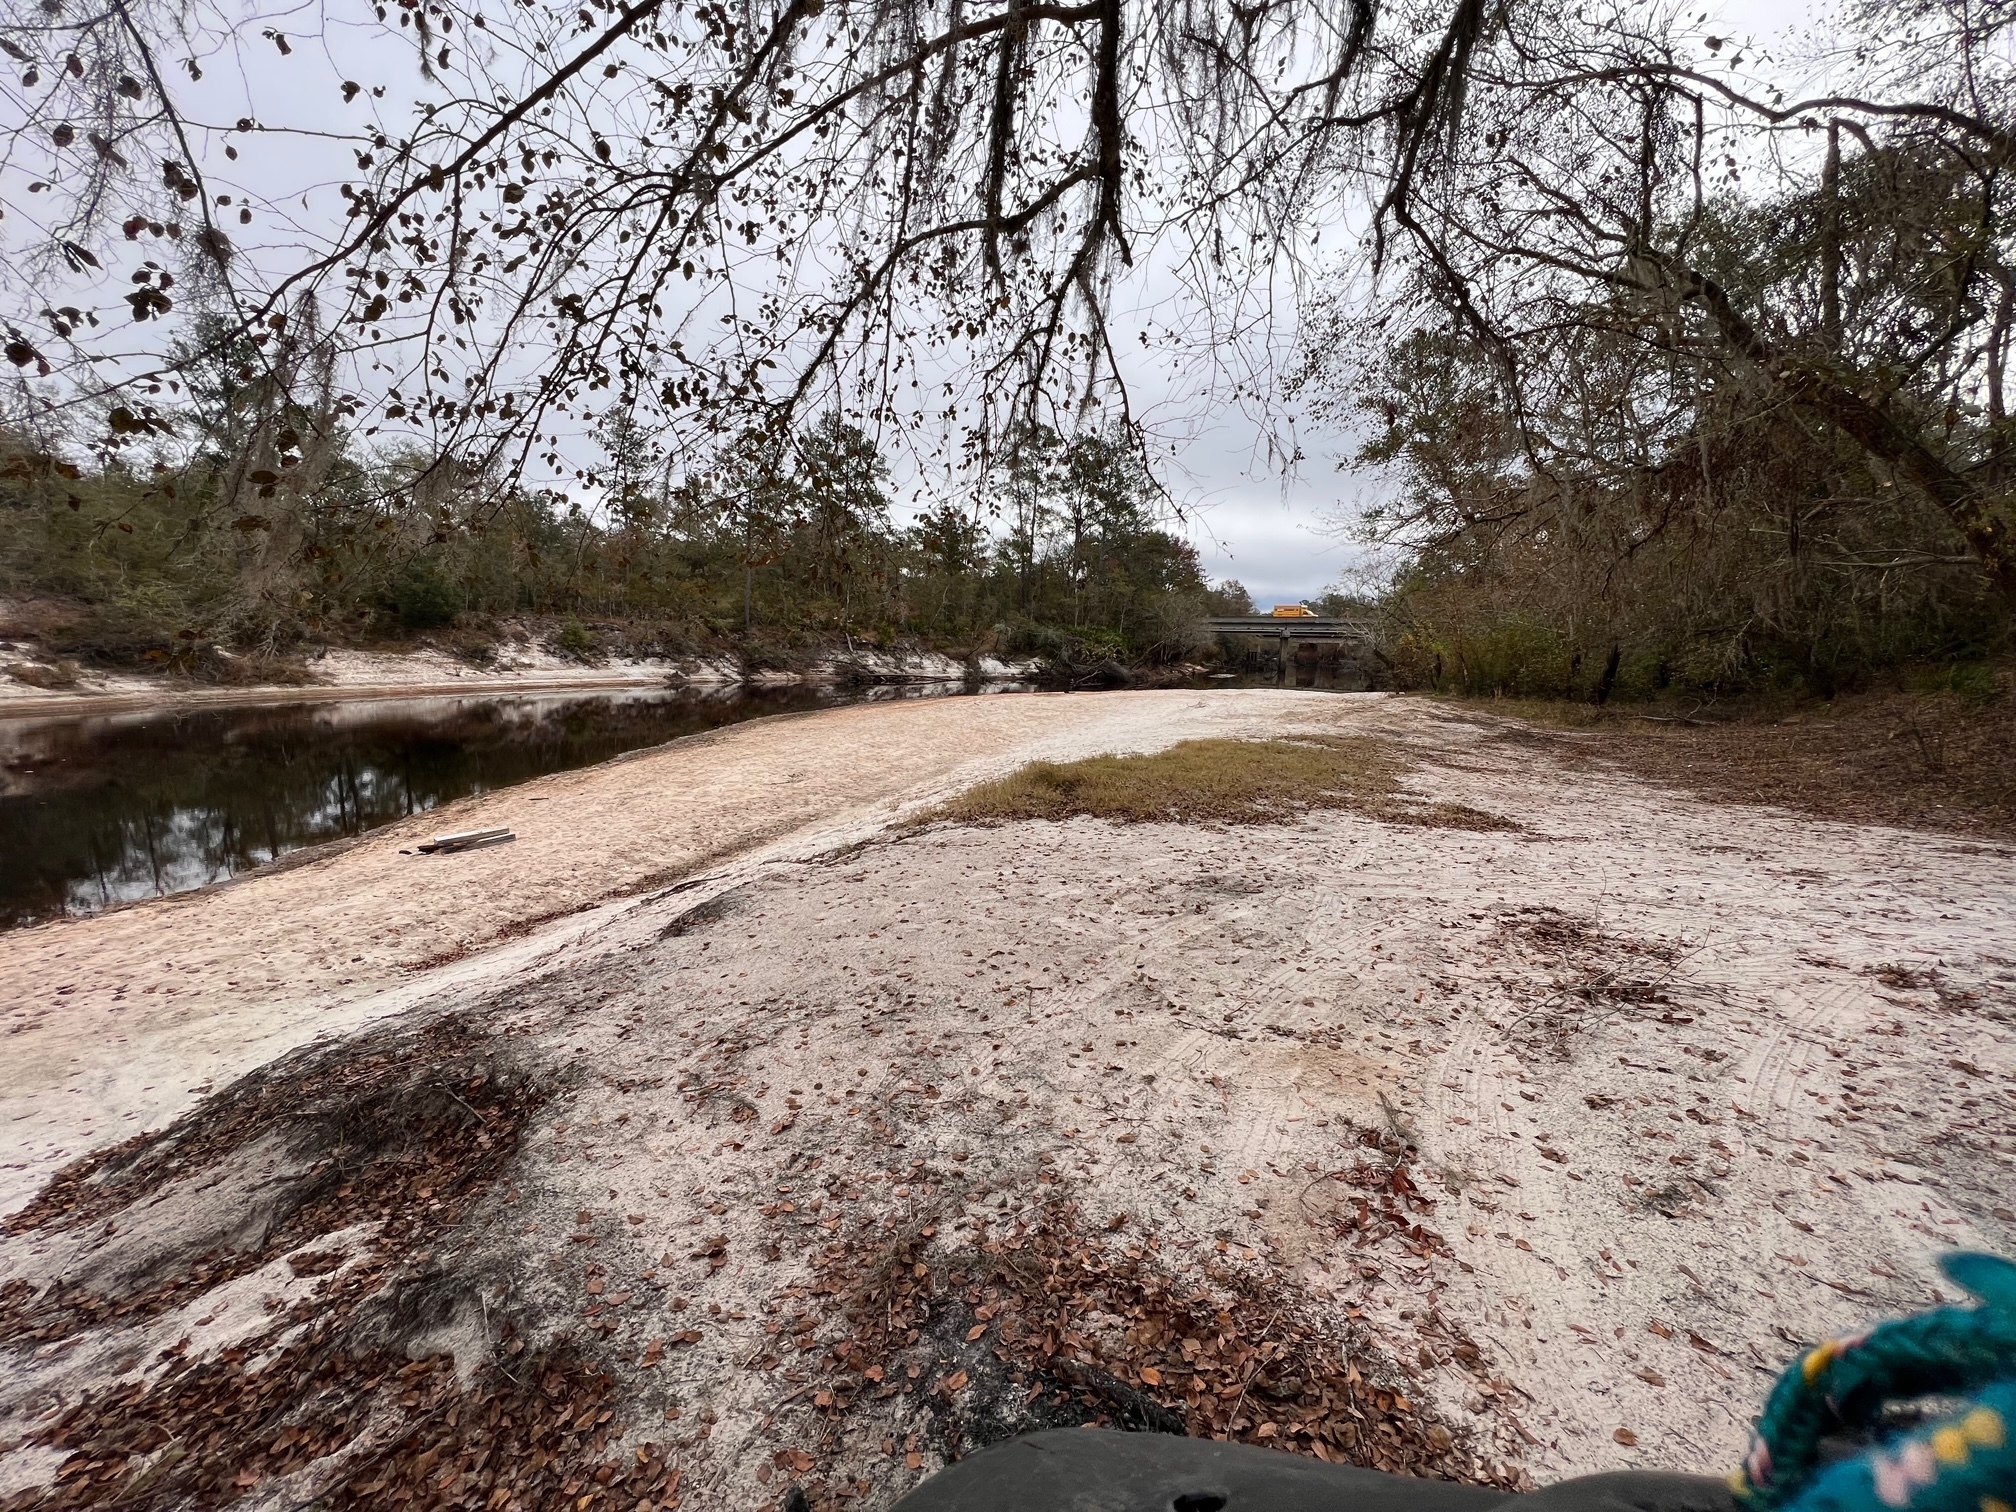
(0, 681), (1027, 930)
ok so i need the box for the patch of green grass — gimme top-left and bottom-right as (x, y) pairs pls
(930, 736), (1514, 829)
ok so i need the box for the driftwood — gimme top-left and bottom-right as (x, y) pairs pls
(417, 829), (516, 854)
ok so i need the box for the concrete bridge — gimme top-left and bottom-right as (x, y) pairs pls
(1202, 616), (1376, 642)
(1202, 616), (1378, 683)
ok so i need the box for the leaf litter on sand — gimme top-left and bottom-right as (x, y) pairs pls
(1482, 906), (1700, 1064)
(0, 853), (1538, 1509)
(17, 1335), (682, 1512)
(766, 1197), (1523, 1512)
(0, 990), (1510, 1511)
(1, 1016), (549, 1347)
(2, 1132), (1510, 1512)
(0, 1014), (696, 1512)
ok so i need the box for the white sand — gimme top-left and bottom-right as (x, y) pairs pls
(0, 691), (1350, 1211)
(2, 689), (2011, 1500)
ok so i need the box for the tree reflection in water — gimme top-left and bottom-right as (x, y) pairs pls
(0, 682), (982, 929)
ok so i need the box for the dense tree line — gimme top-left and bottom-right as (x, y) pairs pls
(0, 399), (1246, 671)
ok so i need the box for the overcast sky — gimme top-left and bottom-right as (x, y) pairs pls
(1124, 388), (1375, 612)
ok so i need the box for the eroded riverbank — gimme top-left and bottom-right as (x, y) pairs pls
(0, 644), (1044, 721)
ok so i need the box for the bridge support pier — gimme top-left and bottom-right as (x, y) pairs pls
(1202, 616), (1373, 687)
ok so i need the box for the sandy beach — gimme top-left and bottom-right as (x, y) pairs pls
(0, 691), (1348, 1210)
(2, 689), (2011, 1511)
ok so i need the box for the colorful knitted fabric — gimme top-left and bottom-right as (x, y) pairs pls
(1732, 1252), (2016, 1512)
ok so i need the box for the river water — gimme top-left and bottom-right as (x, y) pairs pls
(0, 682), (1029, 930)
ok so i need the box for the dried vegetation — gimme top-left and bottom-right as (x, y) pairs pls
(1485, 907), (1695, 1064)
(1462, 666), (2016, 842)
(931, 737), (1512, 831)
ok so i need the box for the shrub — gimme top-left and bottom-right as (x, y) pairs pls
(555, 620), (601, 662)
(392, 561), (461, 629)
(1913, 660), (2003, 703)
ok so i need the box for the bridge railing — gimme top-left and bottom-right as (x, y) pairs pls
(1200, 616), (1376, 640)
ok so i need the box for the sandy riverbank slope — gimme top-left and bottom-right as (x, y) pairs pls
(0, 645), (687, 719)
(0, 644), (1036, 719)
(1, 690), (2012, 1511)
